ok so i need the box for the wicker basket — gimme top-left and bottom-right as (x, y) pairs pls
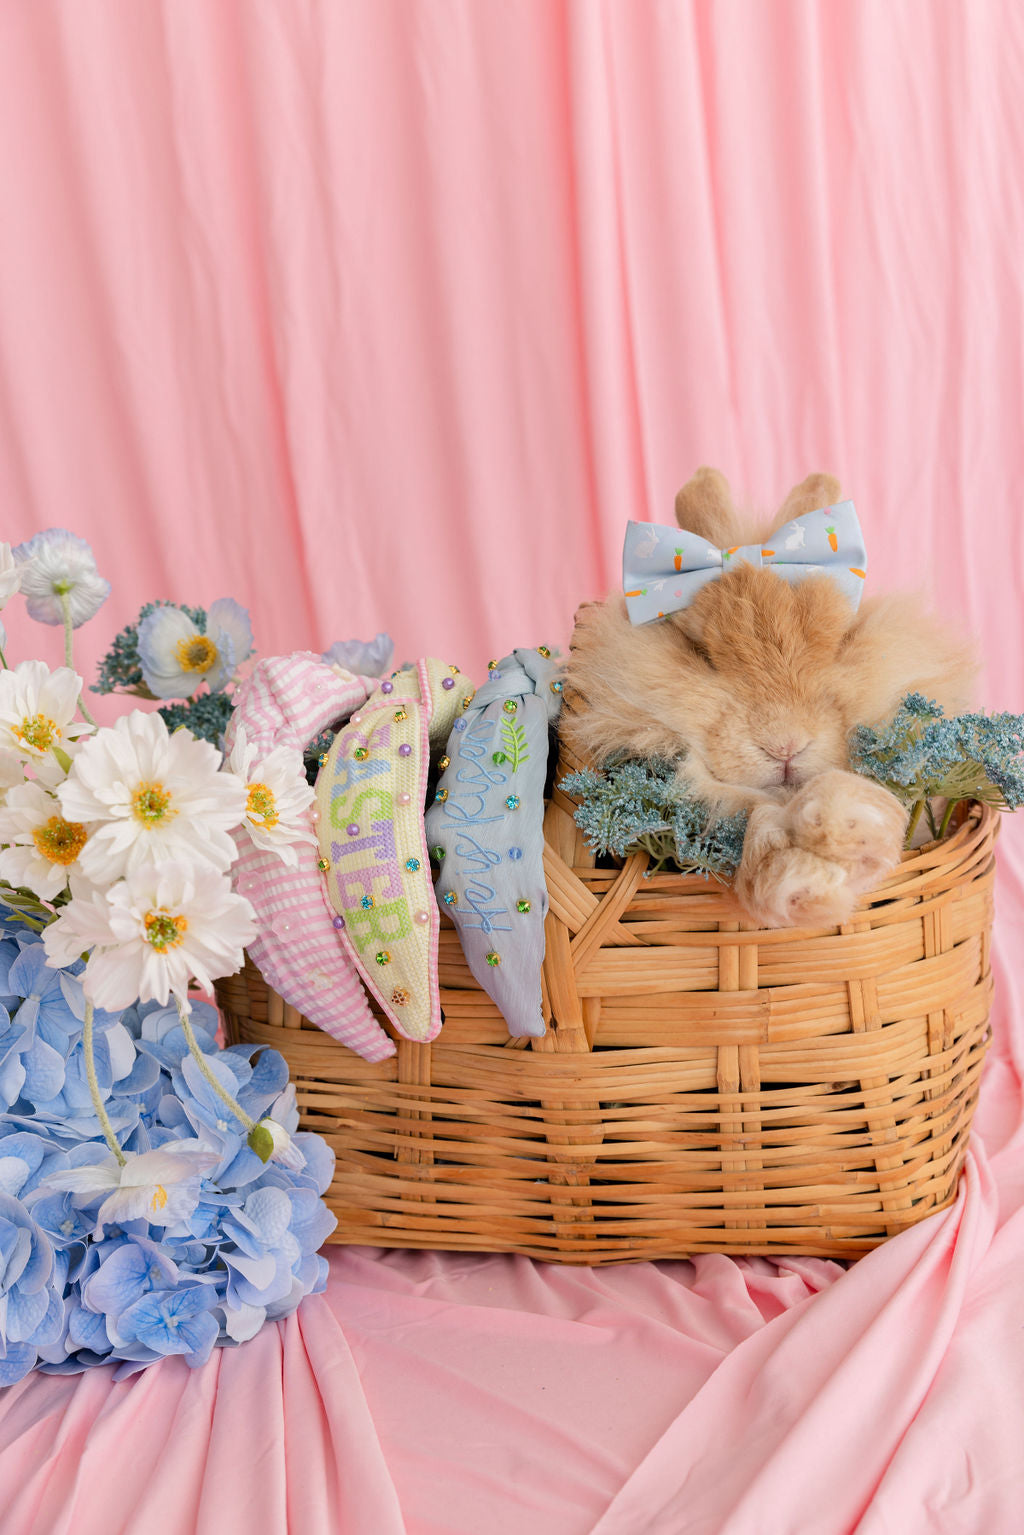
(215, 772), (996, 1264)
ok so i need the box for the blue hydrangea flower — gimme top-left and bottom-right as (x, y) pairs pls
(0, 1191), (65, 1384)
(0, 931), (337, 1379)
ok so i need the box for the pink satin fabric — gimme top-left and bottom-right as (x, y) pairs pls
(1, 2), (1023, 1531)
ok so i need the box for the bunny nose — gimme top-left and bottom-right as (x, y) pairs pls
(766, 737), (811, 763)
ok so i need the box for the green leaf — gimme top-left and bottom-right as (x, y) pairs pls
(500, 719), (529, 772)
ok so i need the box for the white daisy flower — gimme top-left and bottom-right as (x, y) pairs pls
(13, 529), (110, 628)
(0, 752), (25, 803)
(41, 1142), (221, 1229)
(0, 660), (92, 775)
(226, 725), (316, 868)
(137, 599), (253, 700)
(57, 710), (247, 883)
(0, 778), (90, 900)
(0, 543), (21, 609)
(43, 861), (258, 1010)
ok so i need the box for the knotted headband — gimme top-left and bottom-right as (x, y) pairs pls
(622, 500), (867, 625)
(316, 658), (474, 1044)
(424, 648), (564, 1039)
(225, 653), (396, 1062)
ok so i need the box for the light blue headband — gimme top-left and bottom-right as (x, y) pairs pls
(622, 499), (866, 624)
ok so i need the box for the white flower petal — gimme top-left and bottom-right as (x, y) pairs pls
(207, 599), (253, 674)
(0, 544), (21, 609)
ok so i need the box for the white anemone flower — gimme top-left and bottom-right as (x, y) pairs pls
(13, 529), (110, 628)
(0, 543), (21, 609)
(0, 778), (90, 899)
(42, 860), (258, 1009)
(0, 661), (92, 775)
(41, 1143), (221, 1229)
(57, 710), (247, 882)
(226, 725), (317, 868)
(137, 599), (253, 700)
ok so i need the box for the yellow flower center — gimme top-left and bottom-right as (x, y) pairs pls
(15, 714), (59, 753)
(150, 1185), (168, 1213)
(132, 781), (175, 825)
(246, 782), (279, 829)
(144, 910), (188, 952)
(175, 635), (219, 674)
(32, 815), (87, 866)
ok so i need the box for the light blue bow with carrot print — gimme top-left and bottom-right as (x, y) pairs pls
(622, 500), (867, 625)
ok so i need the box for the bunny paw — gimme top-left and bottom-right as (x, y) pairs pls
(735, 806), (856, 928)
(734, 773), (907, 930)
(784, 770), (908, 893)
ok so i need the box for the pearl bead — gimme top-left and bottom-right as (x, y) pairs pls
(381, 681), (394, 694)
(332, 915), (345, 930)
(398, 743), (412, 757)
(351, 712), (363, 724)
(397, 791), (411, 805)
(442, 677), (455, 690)
(414, 909), (429, 925)
(347, 823), (360, 836)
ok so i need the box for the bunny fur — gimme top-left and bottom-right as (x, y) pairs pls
(561, 468), (977, 928)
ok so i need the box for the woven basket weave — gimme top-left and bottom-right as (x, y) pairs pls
(215, 769), (996, 1264)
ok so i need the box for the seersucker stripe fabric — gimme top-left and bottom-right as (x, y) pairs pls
(226, 652), (396, 1062)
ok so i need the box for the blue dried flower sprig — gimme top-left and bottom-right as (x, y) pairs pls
(559, 759), (748, 879)
(850, 693), (1024, 841)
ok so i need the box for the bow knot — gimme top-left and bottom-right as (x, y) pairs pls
(622, 500), (866, 624)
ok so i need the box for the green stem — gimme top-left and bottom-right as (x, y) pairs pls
(938, 798), (961, 840)
(905, 798), (926, 846)
(176, 995), (257, 1132)
(0, 642), (7, 670)
(58, 589), (98, 727)
(83, 999), (127, 1166)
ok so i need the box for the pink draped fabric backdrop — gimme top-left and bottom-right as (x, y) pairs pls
(1, 2), (1023, 1531)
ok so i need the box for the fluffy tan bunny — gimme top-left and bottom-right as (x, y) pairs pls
(561, 468), (977, 928)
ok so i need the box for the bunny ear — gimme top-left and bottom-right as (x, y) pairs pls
(673, 466), (736, 542)
(775, 472), (841, 527)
